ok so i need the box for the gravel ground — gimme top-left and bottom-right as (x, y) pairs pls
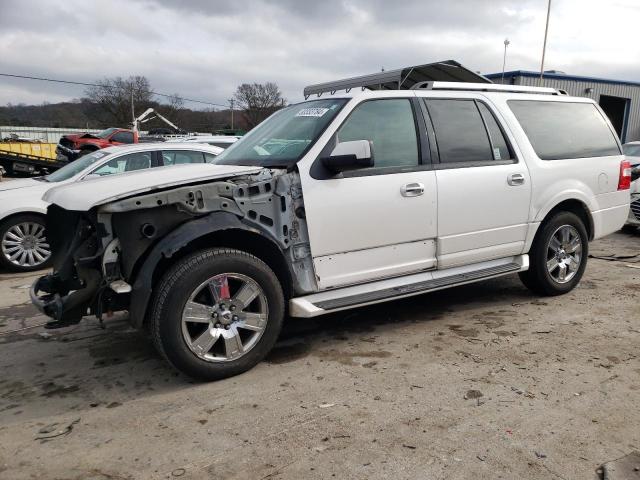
(0, 231), (638, 480)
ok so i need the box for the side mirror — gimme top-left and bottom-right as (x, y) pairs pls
(321, 140), (373, 173)
(631, 165), (640, 182)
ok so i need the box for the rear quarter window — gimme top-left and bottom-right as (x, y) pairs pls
(508, 100), (621, 160)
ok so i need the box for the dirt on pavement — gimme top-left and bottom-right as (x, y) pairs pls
(0, 231), (639, 479)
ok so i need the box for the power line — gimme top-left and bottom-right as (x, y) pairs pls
(0, 72), (230, 108)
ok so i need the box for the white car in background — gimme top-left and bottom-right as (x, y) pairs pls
(166, 135), (240, 149)
(0, 143), (222, 272)
(622, 142), (640, 228)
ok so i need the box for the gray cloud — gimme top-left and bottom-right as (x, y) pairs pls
(0, 0), (638, 109)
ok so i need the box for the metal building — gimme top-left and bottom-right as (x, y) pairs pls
(485, 70), (640, 143)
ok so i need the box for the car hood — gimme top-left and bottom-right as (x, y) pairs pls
(44, 163), (264, 211)
(0, 178), (43, 192)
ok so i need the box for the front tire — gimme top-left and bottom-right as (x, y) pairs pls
(0, 214), (52, 272)
(519, 211), (589, 296)
(149, 248), (285, 381)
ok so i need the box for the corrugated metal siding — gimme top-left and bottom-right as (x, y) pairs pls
(509, 76), (640, 142)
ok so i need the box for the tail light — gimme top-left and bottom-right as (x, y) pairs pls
(618, 160), (631, 190)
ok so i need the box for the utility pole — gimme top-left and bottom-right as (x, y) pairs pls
(501, 38), (510, 84)
(228, 99), (234, 130)
(540, 0), (552, 86)
(131, 89), (135, 127)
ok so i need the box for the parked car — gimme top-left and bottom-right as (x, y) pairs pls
(623, 142), (640, 229)
(0, 143), (222, 272)
(56, 127), (139, 161)
(166, 135), (239, 149)
(32, 82), (630, 380)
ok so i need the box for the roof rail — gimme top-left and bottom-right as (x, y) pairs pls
(411, 81), (565, 95)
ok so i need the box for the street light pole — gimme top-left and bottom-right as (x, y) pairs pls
(540, 0), (552, 85)
(228, 98), (235, 130)
(501, 38), (510, 84)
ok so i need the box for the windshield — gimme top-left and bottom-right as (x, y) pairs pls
(95, 127), (119, 138)
(623, 144), (640, 157)
(45, 150), (111, 182)
(213, 99), (348, 167)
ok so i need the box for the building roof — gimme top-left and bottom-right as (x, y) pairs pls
(485, 70), (640, 88)
(304, 60), (491, 98)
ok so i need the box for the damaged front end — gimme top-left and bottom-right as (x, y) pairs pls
(31, 168), (316, 329)
(30, 206), (108, 328)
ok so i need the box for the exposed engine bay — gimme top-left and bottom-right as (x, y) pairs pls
(30, 169), (315, 328)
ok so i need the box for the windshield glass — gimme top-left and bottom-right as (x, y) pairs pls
(213, 99), (348, 167)
(95, 127), (119, 138)
(623, 144), (640, 157)
(45, 150), (111, 182)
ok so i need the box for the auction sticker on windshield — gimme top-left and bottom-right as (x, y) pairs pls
(296, 107), (330, 117)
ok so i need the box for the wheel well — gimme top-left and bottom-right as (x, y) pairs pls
(0, 211), (45, 228)
(150, 229), (294, 300)
(545, 200), (594, 240)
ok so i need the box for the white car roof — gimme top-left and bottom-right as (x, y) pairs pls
(100, 143), (224, 155)
(166, 136), (239, 143)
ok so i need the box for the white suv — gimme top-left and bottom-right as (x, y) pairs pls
(31, 82), (631, 380)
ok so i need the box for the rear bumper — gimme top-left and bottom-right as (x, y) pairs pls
(592, 203), (630, 239)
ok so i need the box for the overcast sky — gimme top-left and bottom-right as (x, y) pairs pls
(1, 0), (638, 109)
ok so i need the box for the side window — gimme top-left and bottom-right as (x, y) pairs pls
(508, 100), (620, 160)
(337, 99), (419, 169)
(204, 152), (218, 163)
(111, 131), (134, 144)
(425, 99), (492, 163)
(477, 102), (513, 161)
(90, 151), (152, 176)
(161, 150), (205, 165)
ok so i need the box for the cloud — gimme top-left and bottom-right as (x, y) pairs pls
(0, 0), (638, 109)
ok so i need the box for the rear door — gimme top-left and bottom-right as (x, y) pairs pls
(301, 97), (439, 289)
(421, 97), (531, 268)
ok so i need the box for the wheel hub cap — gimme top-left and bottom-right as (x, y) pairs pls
(181, 273), (268, 362)
(546, 225), (582, 284)
(1, 221), (51, 268)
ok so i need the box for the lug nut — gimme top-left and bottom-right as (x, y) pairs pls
(212, 312), (218, 318)
(230, 305), (236, 311)
(232, 315), (238, 321)
(219, 303), (225, 309)
(224, 325), (230, 330)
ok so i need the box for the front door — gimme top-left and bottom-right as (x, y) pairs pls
(300, 97), (438, 290)
(421, 97), (531, 268)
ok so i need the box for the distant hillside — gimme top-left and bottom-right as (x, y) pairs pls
(0, 99), (246, 133)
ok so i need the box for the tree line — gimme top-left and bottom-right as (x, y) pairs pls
(0, 76), (286, 134)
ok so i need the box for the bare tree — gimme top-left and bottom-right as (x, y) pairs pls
(233, 82), (285, 128)
(84, 76), (153, 126)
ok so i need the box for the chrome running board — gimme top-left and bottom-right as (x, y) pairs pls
(289, 255), (528, 318)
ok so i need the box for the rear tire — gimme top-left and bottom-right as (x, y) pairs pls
(519, 211), (588, 296)
(149, 248), (285, 381)
(0, 214), (52, 272)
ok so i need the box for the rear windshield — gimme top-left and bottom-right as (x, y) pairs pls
(508, 100), (620, 160)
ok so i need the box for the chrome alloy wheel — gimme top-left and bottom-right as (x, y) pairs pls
(546, 224), (583, 284)
(1, 221), (51, 268)
(181, 273), (268, 362)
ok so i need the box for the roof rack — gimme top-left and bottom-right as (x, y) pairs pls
(303, 60), (491, 98)
(411, 81), (566, 95)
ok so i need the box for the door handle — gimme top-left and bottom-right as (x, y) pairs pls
(507, 173), (525, 186)
(401, 182), (425, 197)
